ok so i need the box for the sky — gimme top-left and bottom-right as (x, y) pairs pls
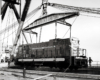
(1, 0), (100, 62)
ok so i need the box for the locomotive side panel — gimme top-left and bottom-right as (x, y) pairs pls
(15, 38), (87, 69)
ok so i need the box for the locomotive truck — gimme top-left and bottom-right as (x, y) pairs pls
(14, 38), (88, 70)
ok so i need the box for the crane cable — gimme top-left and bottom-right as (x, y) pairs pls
(0, 6), (41, 42)
(0, 4), (42, 44)
(63, 16), (78, 72)
(38, 7), (46, 43)
(25, 9), (41, 43)
(2, 8), (10, 51)
(24, 8), (41, 44)
(0, 5), (42, 36)
(63, 16), (78, 38)
(7, 9), (11, 47)
(12, 10), (14, 44)
(52, 16), (78, 73)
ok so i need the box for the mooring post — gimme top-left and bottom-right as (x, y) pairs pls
(8, 59), (11, 68)
(23, 67), (26, 78)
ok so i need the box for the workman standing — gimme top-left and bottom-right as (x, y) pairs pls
(89, 57), (93, 67)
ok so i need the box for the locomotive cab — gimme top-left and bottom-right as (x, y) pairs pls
(71, 38), (88, 70)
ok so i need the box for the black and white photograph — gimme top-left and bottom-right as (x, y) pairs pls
(0, 0), (100, 80)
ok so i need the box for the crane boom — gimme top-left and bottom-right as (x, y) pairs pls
(1, 2), (100, 36)
(48, 3), (100, 14)
(11, 0), (31, 56)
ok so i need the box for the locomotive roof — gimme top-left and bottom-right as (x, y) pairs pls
(18, 38), (71, 47)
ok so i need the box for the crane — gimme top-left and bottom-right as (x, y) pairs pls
(47, 2), (100, 14)
(1, 1), (100, 36)
(24, 1), (100, 31)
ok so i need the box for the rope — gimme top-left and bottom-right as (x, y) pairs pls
(63, 16), (78, 38)
(62, 28), (70, 38)
(64, 16), (78, 72)
(12, 9), (14, 44)
(0, 29), (17, 42)
(23, 9), (41, 43)
(7, 9), (11, 47)
(38, 8), (46, 43)
(21, 8), (41, 44)
(51, 16), (78, 72)
(2, 8), (10, 49)
(24, 6), (42, 29)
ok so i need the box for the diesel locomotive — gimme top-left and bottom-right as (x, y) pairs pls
(14, 38), (88, 70)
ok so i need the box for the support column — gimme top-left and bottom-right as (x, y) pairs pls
(0, 0), (1, 55)
(70, 25), (72, 65)
(11, 0), (31, 56)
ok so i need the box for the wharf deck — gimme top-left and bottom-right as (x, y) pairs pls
(0, 62), (100, 79)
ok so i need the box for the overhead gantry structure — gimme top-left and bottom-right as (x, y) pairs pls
(1, 0), (100, 36)
(24, 1), (100, 30)
(1, 0), (100, 56)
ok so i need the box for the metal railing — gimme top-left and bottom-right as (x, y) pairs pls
(91, 61), (100, 67)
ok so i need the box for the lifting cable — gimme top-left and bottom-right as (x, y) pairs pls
(53, 16), (78, 73)
(25, 10), (40, 43)
(64, 16), (78, 72)
(7, 9), (11, 47)
(12, 9), (14, 44)
(24, 6), (42, 29)
(2, 8), (10, 51)
(39, 10), (45, 43)
(0, 30), (17, 42)
(63, 16), (78, 38)
(22, 8), (41, 44)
